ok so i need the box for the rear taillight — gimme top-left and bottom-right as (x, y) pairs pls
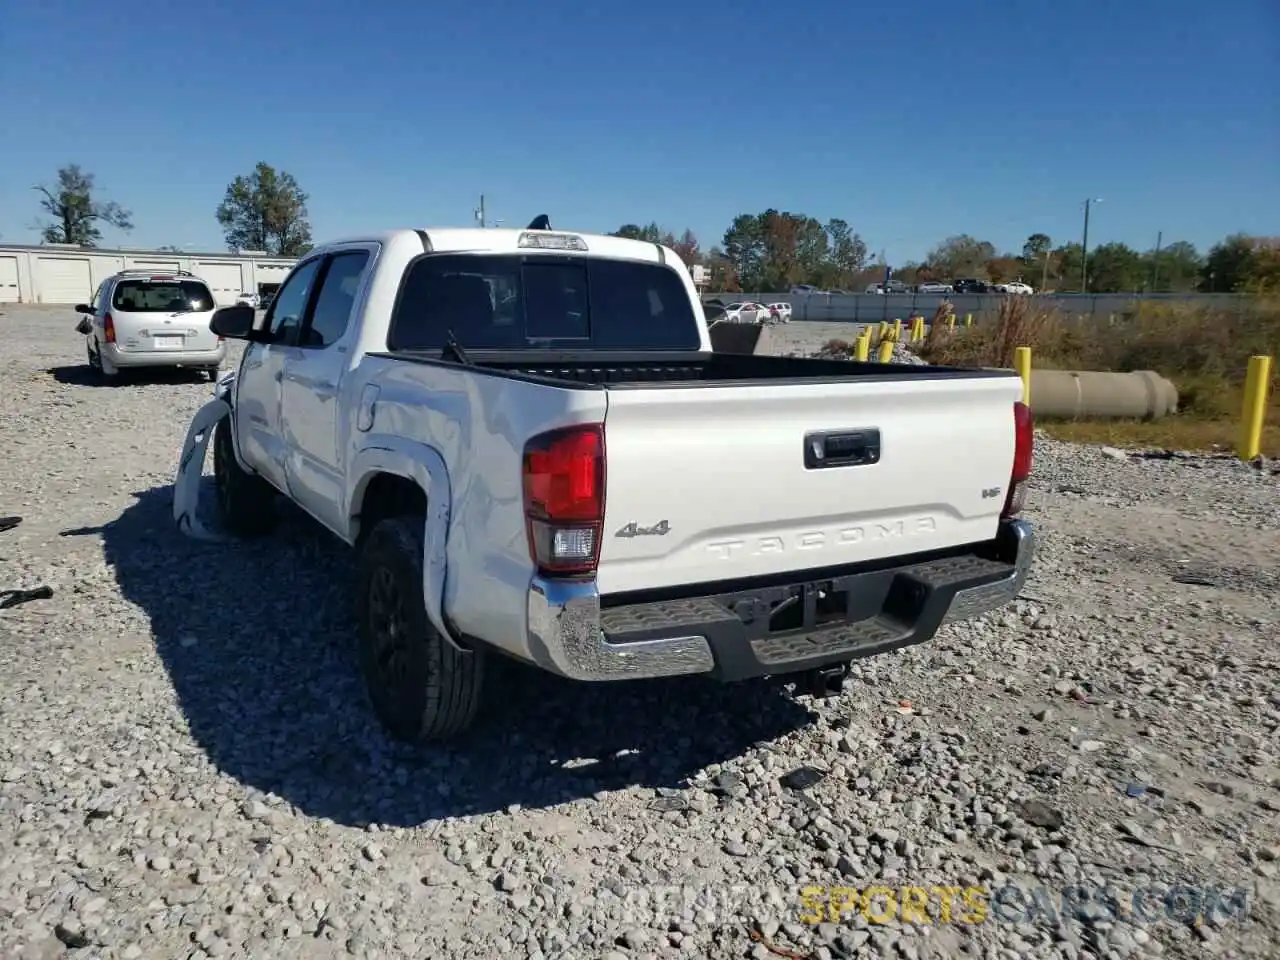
(522, 424), (605, 577)
(1002, 401), (1033, 518)
(103, 314), (116, 344)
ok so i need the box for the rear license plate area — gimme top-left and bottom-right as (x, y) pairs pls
(153, 335), (184, 350)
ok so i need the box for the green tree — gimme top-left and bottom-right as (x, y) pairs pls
(216, 162), (313, 256)
(33, 164), (133, 247)
(759, 210), (801, 289)
(793, 216), (830, 284)
(823, 219), (869, 287)
(1051, 243), (1085, 291)
(1244, 239), (1280, 293)
(611, 222), (661, 243)
(1021, 233), (1052, 262)
(722, 214), (767, 290)
(926, 234), (996, 279)
(1144, 240), (1202, 292)
(1201, 234), (1265, 292)
(1086, 242), (1145, 292)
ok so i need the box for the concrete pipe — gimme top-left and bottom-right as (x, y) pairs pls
(1029, 369), (1179, 420)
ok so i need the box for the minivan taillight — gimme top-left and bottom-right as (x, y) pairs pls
(1002, 401), (1033, 518)
(522, 424), (605, 577)
(103, 314), (116, 344)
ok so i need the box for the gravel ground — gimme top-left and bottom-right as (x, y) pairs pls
(1, 306), (1278, 960)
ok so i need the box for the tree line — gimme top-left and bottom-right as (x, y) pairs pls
(612, 216), (1278, 295)
(23, 164), (1278, 294)
(29, 162), (314, 258)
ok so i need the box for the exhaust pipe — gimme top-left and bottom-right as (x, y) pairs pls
(804, 663), (849, 698)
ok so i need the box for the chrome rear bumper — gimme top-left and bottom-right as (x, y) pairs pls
(524, 518), (1036, 682)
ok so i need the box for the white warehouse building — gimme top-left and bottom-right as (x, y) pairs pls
(0, 243), (299, 306)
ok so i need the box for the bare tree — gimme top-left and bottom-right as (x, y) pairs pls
(34, 164), (133, 247)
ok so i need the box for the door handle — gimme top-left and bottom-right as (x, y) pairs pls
(803, 429), (881, 469)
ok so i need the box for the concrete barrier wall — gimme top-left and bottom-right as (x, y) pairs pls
(706, 292), (1252, 324)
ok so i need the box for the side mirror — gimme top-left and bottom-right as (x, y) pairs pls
(74, 303), (91, 314)
(209, 304), (259, 340)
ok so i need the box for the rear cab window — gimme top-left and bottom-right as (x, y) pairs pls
(388, 254), (701, 352)
(112, 279), (215, 313)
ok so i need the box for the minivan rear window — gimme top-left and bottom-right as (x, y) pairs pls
(388, 254), (701, 352)
(112, 279), (215, 313)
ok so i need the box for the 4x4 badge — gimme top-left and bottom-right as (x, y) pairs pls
(615, 520), (671, 538)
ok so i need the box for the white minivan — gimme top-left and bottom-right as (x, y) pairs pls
(76, 270), (226, 382)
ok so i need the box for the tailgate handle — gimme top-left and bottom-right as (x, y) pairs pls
(804, 429), (881, 469)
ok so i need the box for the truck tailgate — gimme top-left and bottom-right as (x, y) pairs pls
(595, 373), (1024, 595)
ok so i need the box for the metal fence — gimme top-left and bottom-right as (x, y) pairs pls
(705, 292), (1254, 324)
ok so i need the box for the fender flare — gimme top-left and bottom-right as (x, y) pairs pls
(347, 438), (460, 651)
(174, 397), (233, 543)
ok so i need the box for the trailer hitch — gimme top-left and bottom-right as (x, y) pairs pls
(804, 663), (850, 699)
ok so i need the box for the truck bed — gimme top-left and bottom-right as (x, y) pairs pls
(371, 349), (1010, 389)
(362, 346), (1024, 595)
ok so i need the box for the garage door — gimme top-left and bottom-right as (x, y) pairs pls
(254, 263), (293, 292)
(126, 259), (181, 272)
(194, 262), (246, 306)
(35, 256), (92, 304)
(0, 256), (19, 303)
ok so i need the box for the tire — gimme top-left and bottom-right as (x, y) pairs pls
(212, 416), (276, 537)
(204, 366), (221, 383)
(88, 340), (115, 383)
(356, 516), (485, 743)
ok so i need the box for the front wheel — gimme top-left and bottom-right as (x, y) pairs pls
(212, 416), (276, 537)
(356, 516), (485, 743)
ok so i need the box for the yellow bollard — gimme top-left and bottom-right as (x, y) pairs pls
(855, 334), (869, 361)
(947, 314), (955, 330)
(914, 317), (925, 342)
(893, 318), (903, 341)
(1013, 346), (1032, 406)
(1238, 355), (1273, 460)
(965, 313), (972, 328)
(879, 321), (888, 340)
(878, 339), (894, 363)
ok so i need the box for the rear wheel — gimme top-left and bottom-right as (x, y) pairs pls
(213, 416), (276, 537)
(94, 340), (121, 382)
(356, 516), (485, 743)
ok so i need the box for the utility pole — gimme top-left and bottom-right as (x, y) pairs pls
(1080, 198), (1102, 292)
(1151, 230), (1163, 292)
(474, 194), (486, 228)
(1041, 246), (1051, 292)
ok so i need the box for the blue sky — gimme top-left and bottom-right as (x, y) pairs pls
(2, 0), (1276, 264)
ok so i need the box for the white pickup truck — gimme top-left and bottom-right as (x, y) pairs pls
(173, 218), (1036, 743)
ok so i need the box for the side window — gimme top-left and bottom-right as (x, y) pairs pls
(265, 258), (323, 343)
(300, 251), (370, 348)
